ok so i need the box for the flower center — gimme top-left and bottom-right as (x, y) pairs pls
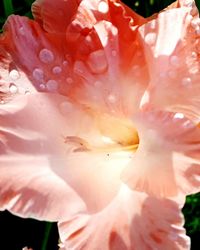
(97, 113), (139, 149)
(64, 114), (139, 154)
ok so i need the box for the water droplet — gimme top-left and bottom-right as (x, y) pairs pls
(191, 18), (200, 29)
(19, 27), (25, 35)
(66, 77), (73, 84)
(32, 68), (44, 81)
(39, 48), (54, 63)
(195, 39), (200, 52)
(9, 83), (18, 94)
(195, 27), (200, 36)
(94, 80), (102, 87)
(63, 60), (68, 66)
(74, 61), (84, 75)
(144, 32), (156, 46)
(182, 77), (192, 86)
(59, 101), (73, 115)
(190, 5), (198, 16)
(174, 113), (184, 119)
(9, 69), (20, 81)
(183, 120), (193, 128)
(87, 50), (108, 74)
(170, 55), (179, 67)
(149, 20), (156, 30)
(168, 70), (177, 79)
(132, 65), (140, 76)
(46, 80), (58, 91)
(191, 51), (197, 59)
(98, 1), (109, 13)
(0, 100), (5, 104)
(25, 90), (31, 95)
(159, 72), (166, 78)
(39, 84), (46, 90)
(111, 26), (118, 36)
(107, 94), (116, 103)
(52, 66), (62, 74)
(111, 50), (117, 57)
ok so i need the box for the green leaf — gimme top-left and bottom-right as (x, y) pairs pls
(3, 0), (14, 17)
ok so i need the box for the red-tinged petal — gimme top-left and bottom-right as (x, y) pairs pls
(138, 6), (200, 122)
(1, 4), (148, 117)
(0, 93), (89, 220)
(122, 107), (200, 197)
(58, 185), (190, 250)
(1, 15), (74, 94)
(32, 0), (78, 33)
(66, 17), (149, 116)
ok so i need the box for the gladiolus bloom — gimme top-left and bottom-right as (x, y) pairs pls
(0, 0), (200, 249)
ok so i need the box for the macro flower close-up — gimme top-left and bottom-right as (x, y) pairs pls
(0, 0), (200, 249)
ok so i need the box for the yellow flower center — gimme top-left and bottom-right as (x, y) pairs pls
(64, 113), (139, 153)
(96, 113), (139, 152)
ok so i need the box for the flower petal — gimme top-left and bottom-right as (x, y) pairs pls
(0, 92), (133, 216)
(122, 107), (200, 197)
(32, 0), (79, 33)
(1, 15), (73, 94)
(0, 93), (89, 220)
(139, 5), (200, 122)
(58, 185), (190, 250)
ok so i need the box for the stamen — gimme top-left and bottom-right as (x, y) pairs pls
(63, 136), (139, 153)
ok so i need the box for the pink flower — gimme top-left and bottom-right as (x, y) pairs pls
(0, 0), (199, 249)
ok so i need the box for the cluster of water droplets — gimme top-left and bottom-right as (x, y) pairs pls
(0, 69), (20, 104)
(31, 48), (72, 92)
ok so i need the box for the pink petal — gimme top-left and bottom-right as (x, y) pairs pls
(0, 92), (134, 216)
(0, 93), (89, 220)
(122, 107), (200, 197)
(138, 5), (200, 122)
(58, 185), (190, 250)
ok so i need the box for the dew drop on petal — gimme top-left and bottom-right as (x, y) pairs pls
(63, 60), (68, 66)
(170, 55), (179, 67)
(74, 61), (84, 75)
(9, 69), (20, 81)
(98, 1), (109, 13)
(32, 68), (44, 81)
(46, 80), (58, 91)
(144, 32), (156, 46)
(168, 233), (178, 241)
(174, 112), (184, 119)
(52, 66), (62, 74)
(132, 65), (141, 76)
(66, 77), (73, 84)
(87, 50), (108, 74)
(107, 94), (116, 103)
(182, 77), (192, 86)
(168, 70), (177, 79)
(191, 51), (197, 59)
(195, 39), (200, 53)
(111, 50), (117, 57)
(9, 83), (18, 94)
(19, 27), (25, 35)
(39, 84), (46, 90)
(149, 20), (156, 30)
(94, 80), (102, 87)
(39, 48), (54, 63)
(59, 101), (73, 115)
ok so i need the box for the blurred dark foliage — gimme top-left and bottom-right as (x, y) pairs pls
(0, 0), (199, 249)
